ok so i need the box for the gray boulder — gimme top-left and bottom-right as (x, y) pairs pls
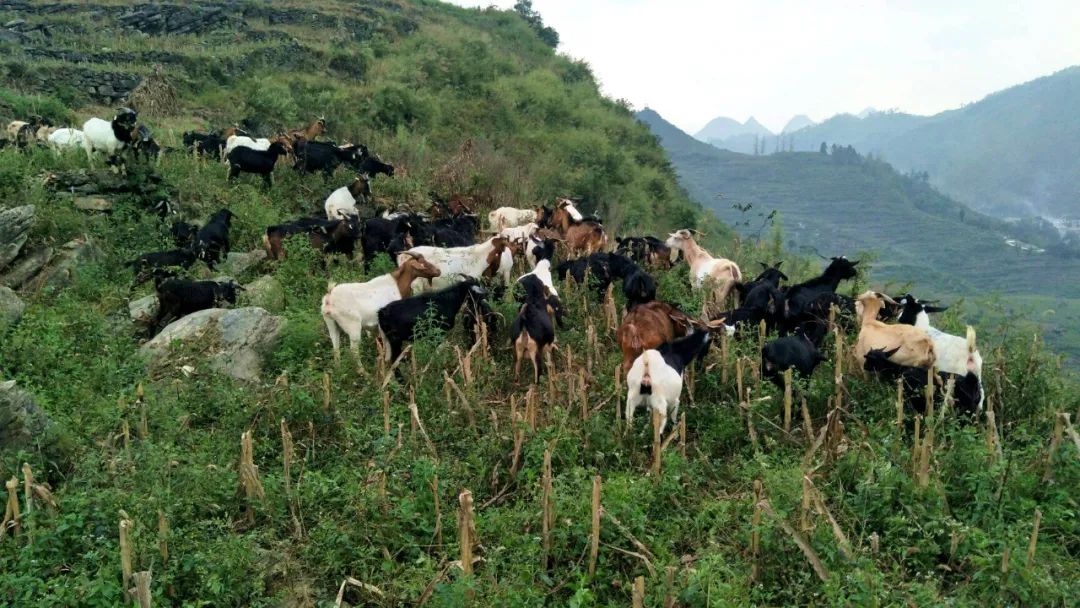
(34, 237), (104, 290)
(221, 249), (267, 277)
(0, 205), (35, 269)
(0, 285), (25, 330)
(0, 245), (53, 289)
(129, 294), (159, 326)
(242, 275), (285, 312)
(0, 381), (60, 458)
(140, 307), (285, 381)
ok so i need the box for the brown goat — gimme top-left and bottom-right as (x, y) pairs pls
(290, 118), (326, 142)
(551, 202), (607, 255)
(854, 291), (936, 369)
(616, 301), (695, 373)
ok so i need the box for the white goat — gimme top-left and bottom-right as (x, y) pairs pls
(897, 296), (983, 379)
(47, 128), (87, 152)
(320, 253), (440, 362)
(499, 222), (539, 244)
(625, 330), (712, 432)
(398, 237), (510, 292)
(518, 258), (558, 296)
(82, 116), (130, 160)
(324, 176), (370, 220)
(488, 206), (538, 232)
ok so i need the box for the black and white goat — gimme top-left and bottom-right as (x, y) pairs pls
(625, 329), (713, 432)
(894, 294), (984, 411)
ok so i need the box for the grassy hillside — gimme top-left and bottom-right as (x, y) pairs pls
(785, 67), (1080, 218)
(1, 2), (1078, 607)
(640, 108), (1080, 361)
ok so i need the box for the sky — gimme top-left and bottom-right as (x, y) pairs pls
(445, 1), (1080, 134)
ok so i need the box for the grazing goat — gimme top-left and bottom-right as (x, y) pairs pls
(227, 142), (289, 187)
(665, 229), (742, 310)
(511, 275), (557, 382)
(526, 236), (557, 269)
(551, 201), (606, 255)
(488, 206), (539, 232)
(182, 131), (226, 158)
(130, 124), (160, 159)
(324, 175), (372, 220)
(224, 134), (291, 157)
(193, 209), (235, 268)
(616, 236), (676, 269)
(625, 329), (713, 432)
(397, 237), (509, 292)
(265, 217), (361, 260)
(82, 107), (138, 162)
(289, 117), (326, 142)
(761, 327), (828, 386)
(499, 222), (539, 245)
(557, 252), (638, 298)
(47, 128), (86, 152)
(293, 140), (364, 178)
(863, 347), (983, 418)
(355, 153), (395, 178)
(622, 268), (657, 310)
(152, 278), (240, 336)
(617, 301), (695, 373)
(430, 193), (474, 218)
(361, 216), (415, 270)
(321, 252), (441, 362)
(854, 291), (935, 368)
(127, 249), (197, 283)
(782, 257), (859, 325)
(170, 221), (200, 248)
(895, 295), (983, 379)
(377, 279), (490, 364)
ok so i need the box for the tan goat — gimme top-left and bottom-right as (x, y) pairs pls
(854, 291), (936, 368)
(665, 229), (741, 310)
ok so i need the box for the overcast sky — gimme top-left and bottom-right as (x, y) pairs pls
(445, 1), (1080, 134)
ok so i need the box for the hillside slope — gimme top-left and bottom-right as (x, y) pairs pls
(787, 67), (1080, 218)
(639, 107), (1080, 358)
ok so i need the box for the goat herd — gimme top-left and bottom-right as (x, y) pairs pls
(5, 107), (985, 435)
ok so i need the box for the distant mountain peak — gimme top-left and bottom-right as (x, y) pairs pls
(782, 114), (816, 133)
(694, 113), (774, 142)
(742, 116), (772, 135)
(856, 107), (878, 119)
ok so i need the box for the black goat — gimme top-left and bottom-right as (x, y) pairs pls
(556, 252), (639, 298)
(193, 209), (234, 269)
(170, 221), (200, 248)
(622, 268), (657, 310)
(127, 249), (197, 284)
(152, 278), (241, 336)
(227, 142), (288, 187)
(783, 257), (859, 322)
(761, 327), (828, 386)
(355, 153), (395, 178)
(511, 276), (556, 382)
(293, 141), (364, 178)
(376, 279), (490, 365)
(362, 216), (415, 270)
(182, 131), (226, 158)
(863, 347), (982, 420)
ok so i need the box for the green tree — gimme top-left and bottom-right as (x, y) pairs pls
(820, 141), (828, 154)
(514, 1), (560, 47)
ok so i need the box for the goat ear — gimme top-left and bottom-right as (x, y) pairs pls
(759, 261), (770, 270)
(924, 305), (949, 313)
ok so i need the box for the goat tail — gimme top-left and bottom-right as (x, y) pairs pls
(966, 325), (977, 354)
(626, 322), (642, 351)
(262, 233), (272, 255)
(641, 353), (652, 389)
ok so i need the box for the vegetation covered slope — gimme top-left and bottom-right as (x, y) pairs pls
(1, 2), (1078, 607)
(784, 67), (1080, 218)
(639, 107), (1080, 361)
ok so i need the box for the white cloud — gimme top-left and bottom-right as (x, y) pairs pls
(444, 1), (1080, 134)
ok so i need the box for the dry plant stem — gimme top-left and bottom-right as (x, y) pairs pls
(119, 514), (134, 601)
(664, 565), (676, 608)
(334, 577), (384, 607)
(458, 490), (475, 580)
(1026, 509), (1042, 567)
(632, 576), (645, 608)
(756, 498), (831, 582)
(541, 448), (554, 570)
(133, 571), (152, 608)
(783, 369), (793, 433)
(750, 479), (762, 583)
(589, 475), (601, 578)
(158, 510), (169, 564)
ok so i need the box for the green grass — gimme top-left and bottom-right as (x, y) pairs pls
(1, 2), (1078, 606)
